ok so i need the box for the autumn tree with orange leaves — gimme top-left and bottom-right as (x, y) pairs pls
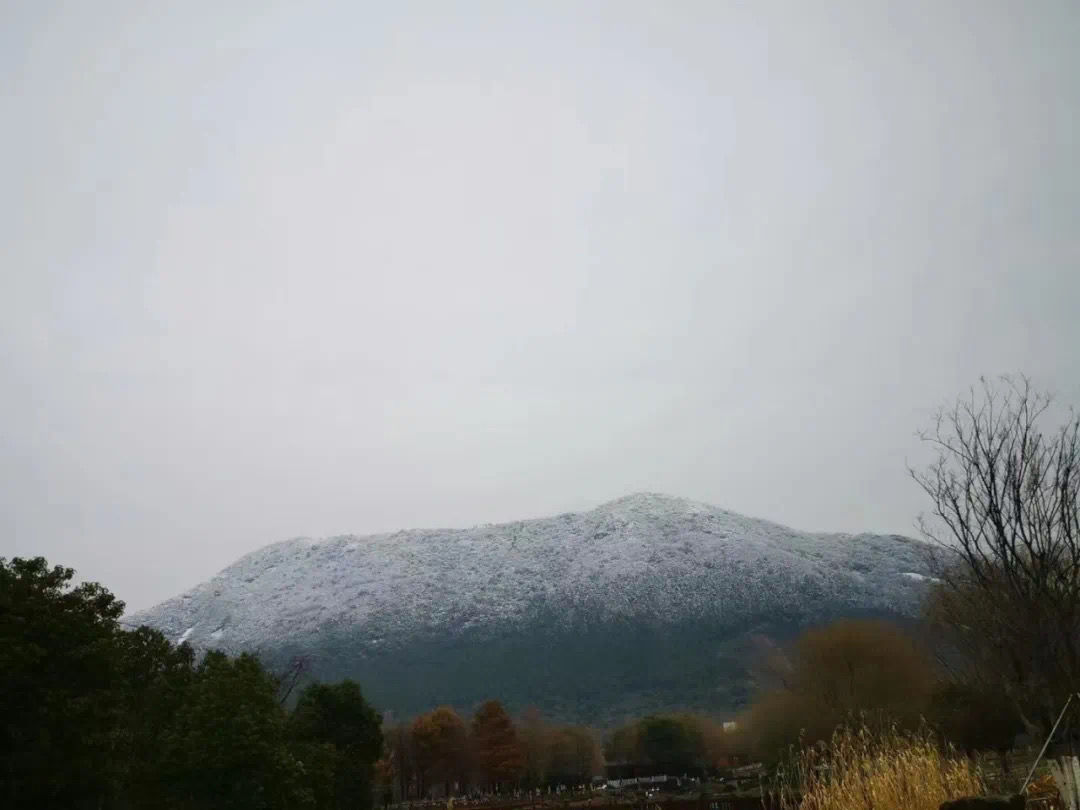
(471, 700), (525, 791)
(411, 706), (469, 797)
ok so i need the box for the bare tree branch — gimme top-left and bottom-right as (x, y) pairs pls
(274, 654), (311, 706)
(910, 375), (1080, 733)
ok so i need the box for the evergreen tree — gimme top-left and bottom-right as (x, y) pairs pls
(1, 556), (390, 809)
(288, 680), (383, 810)
(115, 626), (196, 807)
(0, 557), (127, 809)
(637, 715), (703, 776)
(161, 651), (309, 809)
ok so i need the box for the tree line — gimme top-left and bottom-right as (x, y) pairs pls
(379, 703), (603, 801)
(378, 702), (756, 802)
(1, 556), (382, 810)
(380, 614), (1042, 800)
(1, 552), (735, 809)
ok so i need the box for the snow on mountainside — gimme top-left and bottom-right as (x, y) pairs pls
(127, 493), (931, 653)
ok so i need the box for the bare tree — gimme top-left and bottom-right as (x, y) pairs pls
(273, 654), (311, 706)
(912, 375), (1080, 734)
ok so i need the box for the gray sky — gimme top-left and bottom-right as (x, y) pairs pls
(2, 1), (1078, 612)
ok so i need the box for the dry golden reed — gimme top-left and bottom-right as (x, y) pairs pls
(771, 725), (985, 810)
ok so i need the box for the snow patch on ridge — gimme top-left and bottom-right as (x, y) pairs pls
(900, 571), (939, 583)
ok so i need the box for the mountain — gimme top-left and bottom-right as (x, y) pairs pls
(126, 493), (933, 724)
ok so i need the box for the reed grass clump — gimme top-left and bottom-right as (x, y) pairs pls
(771, 725), (985, 810)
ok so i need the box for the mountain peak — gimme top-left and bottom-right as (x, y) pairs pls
(597, 491), (686, 506)
(592, 491), (711, 514)
(126, 496), (931, 722)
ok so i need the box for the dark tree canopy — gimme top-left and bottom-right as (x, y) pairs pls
(162, 651), (308, 809)
(290, 681), (382, 760)
(0, 557), (127, 809)
(289, 680), (383, 810)
(637, 715), (704, 776)
(0, 556), (384, 810)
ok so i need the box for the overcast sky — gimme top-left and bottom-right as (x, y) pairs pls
(2, 1), (1078, 612)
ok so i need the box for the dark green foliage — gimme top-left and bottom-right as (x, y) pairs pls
(0, 556), (127, 809)
(161, 651), (309, 809)
(288, 681), (383, 810)
(602, 714), (709, 777)
(0, 556), (383, 810)
(115, 626), (196, 807)
(638, 715), (705, 775)
(283, 615), (787, 725)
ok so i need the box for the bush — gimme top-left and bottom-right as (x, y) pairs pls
(743, 619), (936, 762)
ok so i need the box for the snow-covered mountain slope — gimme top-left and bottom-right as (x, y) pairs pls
(127, 493), (932, 721)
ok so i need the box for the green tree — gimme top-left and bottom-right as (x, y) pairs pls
(288, 680), (383, 810)
(115, 625), (196, 807)
(162, 650), (308, 809)
(2, 555), (395, 810)
(0, 556), (126, 810)
(638, 715), (704, 775)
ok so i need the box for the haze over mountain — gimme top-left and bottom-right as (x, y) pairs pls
(127, 493), (932, 723)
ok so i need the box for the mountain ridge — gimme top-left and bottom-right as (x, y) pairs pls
(126, 492), (933, 722)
